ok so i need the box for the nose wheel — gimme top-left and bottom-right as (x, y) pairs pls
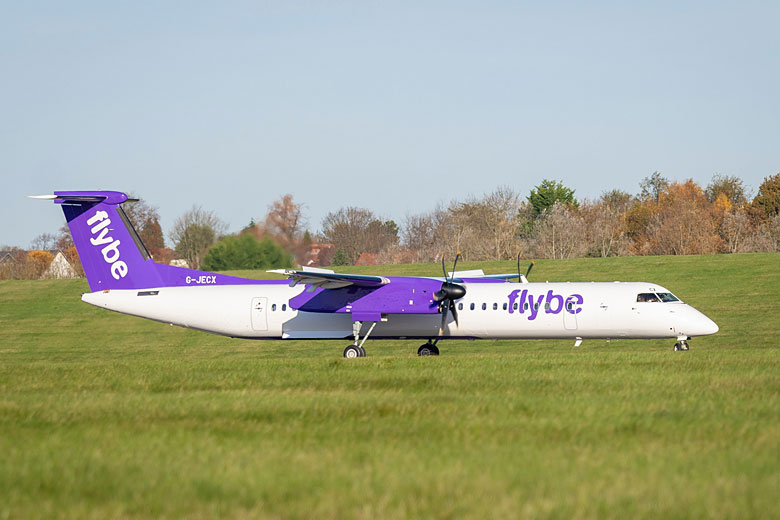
(674, 340), (690, 351)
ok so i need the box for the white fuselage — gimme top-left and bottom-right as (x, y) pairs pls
(81, 281), (718, 341)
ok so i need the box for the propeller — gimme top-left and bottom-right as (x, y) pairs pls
(434, 252), (466, 334)
(517, 251), (534, 282)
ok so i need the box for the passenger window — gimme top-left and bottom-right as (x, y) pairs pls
(503, 303), (508, 310)
(282, 304), (287, 311)
(534, 302), (539, 310)
(567, 302), (573, 311)
(492, 303), (498, 310)
(524, 303), (529, 310)
(470, 303), (475, 311)
(482, 303), (487, 310)
(544, 302), (550, 310)
(272, 304), (277, 311)
(513, 303), (518, 310)
(458, 303), (463, 310)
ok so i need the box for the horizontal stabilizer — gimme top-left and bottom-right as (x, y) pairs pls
(29, 191), (138, 205)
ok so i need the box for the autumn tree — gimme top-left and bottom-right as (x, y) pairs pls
(169, 206), (227, 269)
(27, 250), (55, 278)
(639, 171), (669, 203)
(751, 173), (780, 222)
(645, 180), (723, 255)
(706, 174), (747, 206)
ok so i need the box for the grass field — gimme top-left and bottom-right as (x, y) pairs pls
(1, 253), (778, 519)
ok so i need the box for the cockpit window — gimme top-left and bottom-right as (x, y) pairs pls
(656, 292), (680, 302)
(636, 293), (661, 302)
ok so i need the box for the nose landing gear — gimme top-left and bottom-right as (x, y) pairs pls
(674, 340), (690, 351)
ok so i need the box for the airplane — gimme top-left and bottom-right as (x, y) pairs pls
(33, 190), (719, 357)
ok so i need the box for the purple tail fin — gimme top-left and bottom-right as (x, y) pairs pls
(44, 190), (259, 291)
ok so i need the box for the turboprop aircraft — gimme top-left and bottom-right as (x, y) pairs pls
(34, 190), (718, 357)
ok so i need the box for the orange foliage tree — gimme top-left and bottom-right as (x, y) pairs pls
(27, 250), (55, 278)
(645, 180), (724, 255)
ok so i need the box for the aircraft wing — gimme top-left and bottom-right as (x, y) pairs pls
(268, 269), (390, 290)
(477, 273), (521, 280)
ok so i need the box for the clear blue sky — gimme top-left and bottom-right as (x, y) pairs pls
(2, 1), (778, 248)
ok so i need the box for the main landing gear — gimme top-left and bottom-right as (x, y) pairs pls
(343, 320), (377, 358)
(418, 340), (440, 356)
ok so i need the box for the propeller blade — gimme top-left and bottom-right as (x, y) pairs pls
(516, 250), (522, 279)
(440, 253), (447, 279)
(525, 260), (535, 279)
(451, 300), (459, 328)
(439, 301), (449, 335)
(450, 252), (461, 282)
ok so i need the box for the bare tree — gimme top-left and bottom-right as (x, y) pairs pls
(30, 233), (57, 251)
(401, 205), (459, 263)
(722, 209), (752, 253)
(169, 206), (227, 269)
(122, 196), (166, 258)
(581, 191), (632, 257)
(263, 194), (306, 252)
(321, 207), (398, 264)
(483, 186), (521, 260)
(532, 203), (588, 259)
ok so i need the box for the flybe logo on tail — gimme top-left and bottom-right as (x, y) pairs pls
(86, 211), (128, 280)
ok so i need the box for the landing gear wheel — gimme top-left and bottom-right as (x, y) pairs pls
(674, 341), (690, 351)
(681, 341), (689, 351)
(343, 345), (364, 358)
(418, 343), (439, 356)
(674, 342), (682, 351)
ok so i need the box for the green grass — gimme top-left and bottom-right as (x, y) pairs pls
(1, 253), (778, 519)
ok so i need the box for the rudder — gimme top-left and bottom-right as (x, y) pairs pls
(52, 191), (162, 291)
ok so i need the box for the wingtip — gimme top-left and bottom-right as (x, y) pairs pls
(28, 194), (57, 199)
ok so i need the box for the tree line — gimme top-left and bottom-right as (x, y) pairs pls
(2, 172), (779, 279)
(320, 172), (780, 264)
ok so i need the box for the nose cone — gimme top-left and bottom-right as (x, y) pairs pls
(685, 307), (719, 336)
(698, 316), (719, 336)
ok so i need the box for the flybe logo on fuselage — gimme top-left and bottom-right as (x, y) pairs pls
(507, 289), (583, 320)
(86, 211), (128, 280)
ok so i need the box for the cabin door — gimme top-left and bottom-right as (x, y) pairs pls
(251, 297), (268, 331)
(563, 307), (578, 330)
